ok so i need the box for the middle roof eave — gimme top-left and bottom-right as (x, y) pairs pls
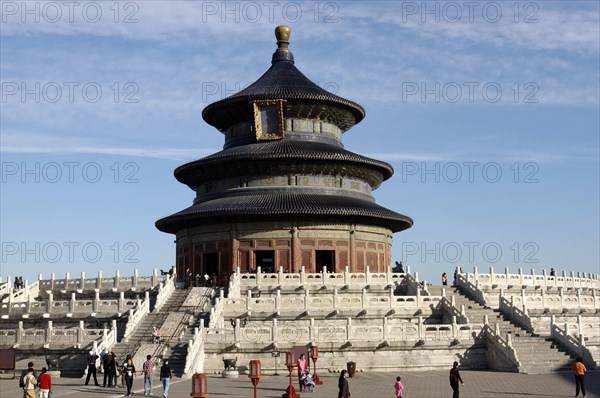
(175, 140), (394, 187)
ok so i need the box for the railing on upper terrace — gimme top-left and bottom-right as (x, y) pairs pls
(460, 266), (600, 290)
(1, 291), (139, 318)
(2, 267), (174, 304)
(237, 265), (414, 290)
(0, 320), (113, 348)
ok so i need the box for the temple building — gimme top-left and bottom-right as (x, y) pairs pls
(156, 26), (412, 283)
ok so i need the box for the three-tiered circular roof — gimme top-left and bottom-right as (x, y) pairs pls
(156, 26), (413, 234)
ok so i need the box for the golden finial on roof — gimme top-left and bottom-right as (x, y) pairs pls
(275, 25), (291, 52)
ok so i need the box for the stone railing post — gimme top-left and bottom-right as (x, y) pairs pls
(506, 332), (512, 348)
(47, 293), (53, 313)
(278, 266), (284, 285)
(115, 270), (120, 289)
(577, 288), (581, 307)
(69, 292), (76, 313)
(64, 272), (70, 290)
(418, 316), (424, 339)
(361, 287), (367, 310)
(151, 268), (158, 286)
(473, 266), (478, 282)
(233, 319), (240, 343)
(505, 267), (510, 284)
(80, 271), (86, 290)
(246, 290), (252, 311)
(275, 289), (281, 311)
(300, 266), (306, 285)
(389, 288), (394, 308)
(272, 319), (278, 342)
(133, 269), (139, 289)
(518, 268), (523, 285)
(50, 273), (55, 290)
(542, 269), (548, 287)
(78, 320), (85, 343)
(97, 271), (102, 289)
(489, 266), (494, 283)
(118, 291), (125, 312)
(47, 321), (53, 344)
(256, 266), (261, 288)
(93, 291), (100, 312)
(17, 321), (23, 344)
(452, 315), (458, 338)
(333, 288), (339, 308)
(26, 296), (32, 313)
(365, 265), (371, 284)
(344, 266), (350, 285)
(309, 318), (316, 341)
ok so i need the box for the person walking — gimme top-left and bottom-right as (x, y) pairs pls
(123, 357), (136, 396)
(37, 367), (52, 398)
(449, 361), (464, 398)
(21, 367), (37, 398)
(572, 357), (587, 397)
(85, 350), (101, 386)
(160, 359), (173, 398)
(142, 355), (155, 396)
(394, 376), (404, 398)
(337, 369), (351, 398)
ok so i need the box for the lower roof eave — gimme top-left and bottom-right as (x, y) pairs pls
(155, 213), (413, 235)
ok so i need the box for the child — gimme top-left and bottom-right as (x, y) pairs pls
(395, 376), (404, 398)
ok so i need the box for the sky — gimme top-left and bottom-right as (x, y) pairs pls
(1, 1), (599, 286)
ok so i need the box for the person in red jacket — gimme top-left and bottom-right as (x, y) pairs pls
(37, 367), (52, 398)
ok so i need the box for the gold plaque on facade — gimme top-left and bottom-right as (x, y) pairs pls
(253, 99), (286, 141)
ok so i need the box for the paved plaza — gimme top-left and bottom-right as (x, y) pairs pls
(1, 370), (598, 398)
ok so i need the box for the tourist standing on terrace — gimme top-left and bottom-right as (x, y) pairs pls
(449, 361), (464, 398)
(442, 272), (448, 286)
(143, 355), (155, 396)
(37, 367), (52, 398)
(160, 359), (173, 397)
(572, 357), (587, 397)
